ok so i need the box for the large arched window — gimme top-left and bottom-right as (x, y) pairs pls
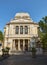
(15, 26), (19, 34)
(25, 26), (28, 34)
(20, 26), (23, 34)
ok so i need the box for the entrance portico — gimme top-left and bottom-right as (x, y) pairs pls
(12, 39), (30, 51)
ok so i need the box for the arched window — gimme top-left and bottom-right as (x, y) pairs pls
(15, 26), (19, 34)
(25, 26), (28, 34)
(20, 26), (23, 34)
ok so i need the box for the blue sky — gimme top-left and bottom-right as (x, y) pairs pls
(0, 0), (47, 31)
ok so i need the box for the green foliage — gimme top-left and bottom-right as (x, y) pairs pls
(38, 28), (44, 39)
(6, 47), (10, 51)
(31, 47), (36, 58)
(2, 48), (5, 52)
(42, 33), (47, 49)
(31, 47), (36, 52)
(39, 16), (47, 50)
(39, 16), (47, 33)
(2, 47), (10, 55)
(0, 31), (4, 42)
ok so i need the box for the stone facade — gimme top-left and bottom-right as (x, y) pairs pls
(4, 12), (39, 53)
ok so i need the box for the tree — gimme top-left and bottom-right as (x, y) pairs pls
(42, 33), (47, 50)
(39, 16), (47, 33)
(39, 16), (47, 51)
(0, 31), (4, 48)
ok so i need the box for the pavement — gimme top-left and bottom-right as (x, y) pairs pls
(0, 54), (47, 65)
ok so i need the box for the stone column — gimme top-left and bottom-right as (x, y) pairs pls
(18, 39), (20, 51)
(28, 39), (30, 51)
(19, 26), (20, 34)
(12, 40), (13, 51)
(23, 39), (25, 51)
(12, 40), (15, 51)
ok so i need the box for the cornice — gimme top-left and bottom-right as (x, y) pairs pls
(6, 22), (38, 25)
